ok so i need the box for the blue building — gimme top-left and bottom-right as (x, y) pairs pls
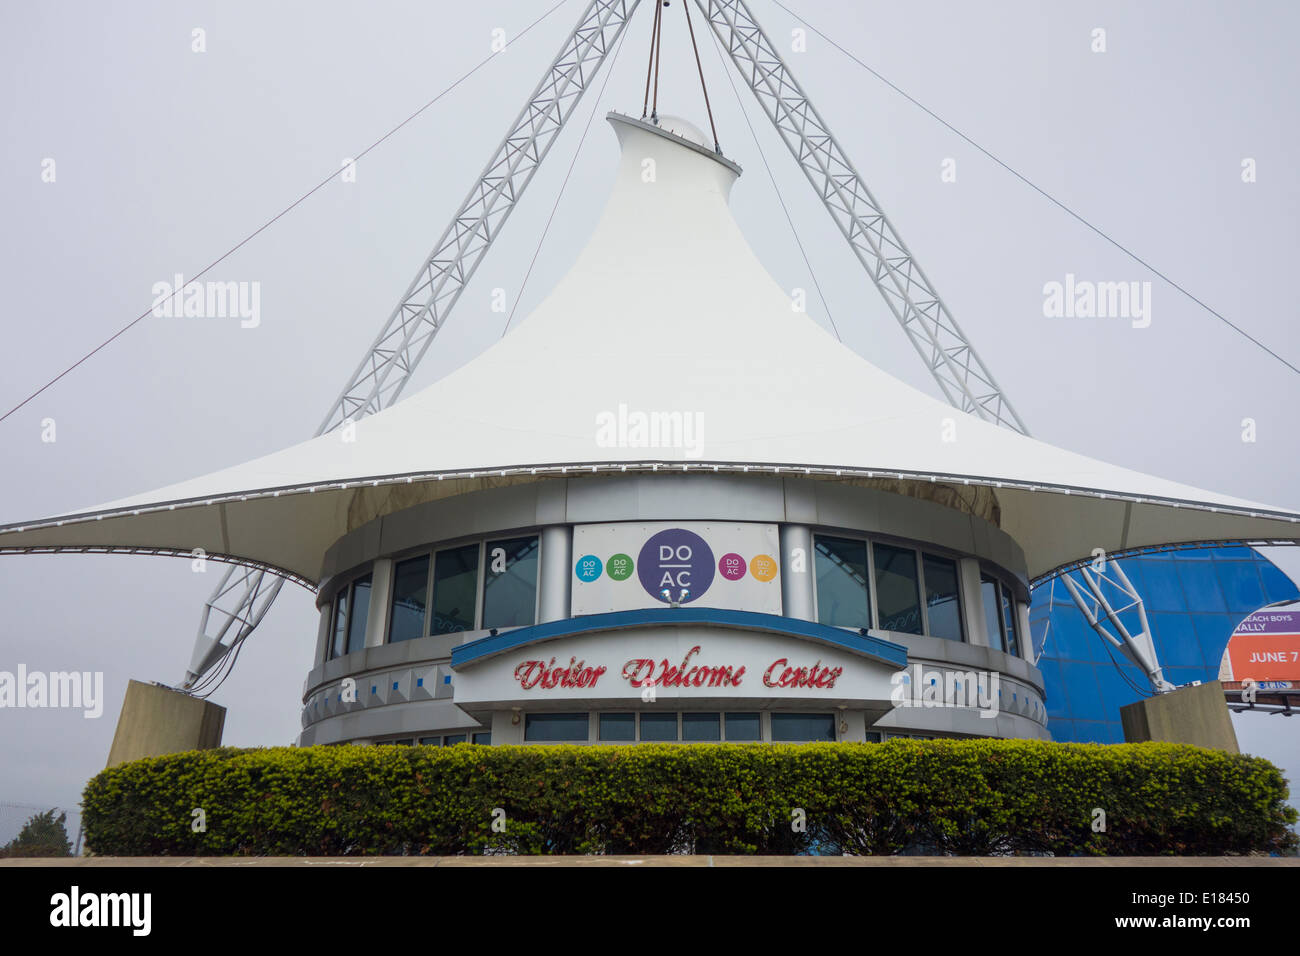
(1031, 547), (1300, 743)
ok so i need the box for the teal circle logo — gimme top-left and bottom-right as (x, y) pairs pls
(575, 554), (603, 582)
(607, 553), (634, 581)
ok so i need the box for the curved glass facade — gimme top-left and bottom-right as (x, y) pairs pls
(1030, 546), (1299, 743)
(303, 491), (1049, 746)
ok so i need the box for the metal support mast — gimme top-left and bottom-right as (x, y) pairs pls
(190, 0), (1157, 700)
(693, 0), (1172, 693)
(694, 0), (1028, 435)
(1061, 561), (1174, 694)
(184, 0), (643, 690)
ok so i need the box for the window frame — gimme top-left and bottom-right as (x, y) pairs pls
(481, 534), (543, 631)
(598, 712), (637, 742)
(724, 711), (762, 742)
(769, 712), (838, 743)
(328, 586), (349, 661)
(379, 529), (544, 646)
(681, 711), (722, 742)
(811, 533), (873, 631)
(637, 712), (680, 742)
(523, 712), (590, 743)
(415, 731), (491, 746)
(1000, 584), (1021, 658)
(326, 571), (375, 662)
(429, 539), (484, 637)
(811, 530), (969, 643)
(386, 552), (433, 644)
(521, 711), (839, 744)
(871, 540), (924, 636)
(345, 573), (373, 656)
(920, 552), (964, 642)
(978, 570), (1025, 656)
(980, 572), (1007, 652)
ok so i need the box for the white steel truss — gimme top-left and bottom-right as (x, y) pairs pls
(691, 0), (1168, 699)
(185, 0), (1061, 691)
(318, 0), (642, 433)
(1060, 560), (1174, 694)
(190, 563), (289, 688)
(694, 0), (1028, 435)
(184, 0), (643, 690)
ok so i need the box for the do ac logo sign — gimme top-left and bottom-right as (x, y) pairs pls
(637, 528), (714, 604)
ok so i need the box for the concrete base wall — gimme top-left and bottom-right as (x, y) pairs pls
(1120, 681), (1238, 752)
(106, 680), (226, 767)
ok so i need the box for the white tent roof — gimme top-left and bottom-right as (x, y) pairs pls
(2, 113), (1297, 585)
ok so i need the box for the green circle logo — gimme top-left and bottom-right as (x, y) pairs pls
(606, 553), (634, 581)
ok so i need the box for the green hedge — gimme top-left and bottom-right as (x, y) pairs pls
(81, 739), (1298, 856)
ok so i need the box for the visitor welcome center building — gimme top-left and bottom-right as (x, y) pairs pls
(2, 102), (1298, 751)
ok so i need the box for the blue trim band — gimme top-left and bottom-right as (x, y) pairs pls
(449, 607), (907, 670)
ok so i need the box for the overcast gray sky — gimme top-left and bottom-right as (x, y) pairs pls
(2, 0), (1298, 825)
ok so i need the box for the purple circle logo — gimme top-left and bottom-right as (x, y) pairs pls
(638, 528), (714, 604)
(718, 553), (747, 581)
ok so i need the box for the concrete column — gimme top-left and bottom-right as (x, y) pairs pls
(106, 680), (226, 767)
(780, 523), (814, 621)
(958, 558), (988, 647)
(365, 558), (394, 648)
(538, 525), (572, 623)
(1120, 681), (1238, 751)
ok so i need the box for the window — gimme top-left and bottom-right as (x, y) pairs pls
(524, 713), (588, 742)
(327, 573), (375, 661)
(431, 544), (479, 635)
(482, 535), (539, 629)
(329, 587), (349, 660)
(814, 535), (870, 629)
(770, 713), (836, 742)
(639, 713), (678, 741)
(981, 574), (1005, 652)
(682, 712), (720, 742)
(922, 554), (962, 641)
(505, 712), (879, 744)
(346, 575), (372, 654)
(874, 543), (922, 634)
(389, 555), (430, 643)
(725, 712), (760, 741)
(980, 573), (1022, 655)
(599, 712), (636, 742)
(1001, 587), (1021, 658)
(379, 532), (544, 643)
(812, 532), (972, 641)
(418, 732), (491, 746)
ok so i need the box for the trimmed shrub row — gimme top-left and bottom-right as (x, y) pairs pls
(81, 739), (1298, 856)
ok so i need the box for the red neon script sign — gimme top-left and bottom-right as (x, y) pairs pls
(621, 645), (745, 689)
(513, 657), (607, 690)
(510, 645), (847, 692)
(762, 658), (843, 689)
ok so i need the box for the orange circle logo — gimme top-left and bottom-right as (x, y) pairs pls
(750, 554), (778, 582)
